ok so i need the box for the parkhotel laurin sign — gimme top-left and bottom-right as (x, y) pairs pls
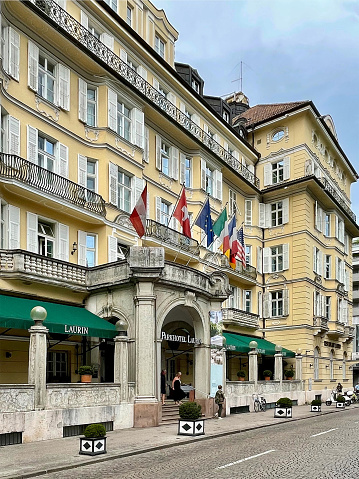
(161, 331), (202, 345)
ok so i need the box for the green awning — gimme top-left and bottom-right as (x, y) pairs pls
(223, 332), (295, 358)
(0, 295), (117, 339)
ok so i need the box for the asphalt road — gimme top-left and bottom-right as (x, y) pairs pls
(38, 409), (359, 479)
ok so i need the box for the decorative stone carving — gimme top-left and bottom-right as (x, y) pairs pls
(85, 127), (100, 142)
(114, 214), (133, 229)
(0, 71), (10, 90)
(115, 138), (135, 158)
(35, 96), (60, 121)
(266, 273), (287, 284)
(184, 291), (196, 307)
(158, 173), (173, 190)
(314, 275), (322, 284)
(129, 247), (165, 269)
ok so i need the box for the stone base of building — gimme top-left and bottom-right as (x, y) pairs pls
(134, 401), (159, 427)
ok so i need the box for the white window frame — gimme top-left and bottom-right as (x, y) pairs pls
(244, 290), (251, 313)
(229, 189), (237, 216)
(200, 158), (222, 200)
(155, 135), (179, 180)
(325, 255), (331, 279)
(263, 157), (290, 186)
(155, 35), (165, 58)
(2, 25), (20, 80)
(245, 200), (252, 226)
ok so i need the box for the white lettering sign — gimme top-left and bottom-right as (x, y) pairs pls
(161, 331), (202, 345)
(65, 325), (89, 335)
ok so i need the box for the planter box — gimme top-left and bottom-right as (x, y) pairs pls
(336, 402), (345, 409)
(79, 436), (107, 456)
(274, 406), (292, 418)
(178, 418), (205, 436)
(310, 405), (321, 412)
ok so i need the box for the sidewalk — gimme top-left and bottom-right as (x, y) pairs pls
(1, 404), (355, 479)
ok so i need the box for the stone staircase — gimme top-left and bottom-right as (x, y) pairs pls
(160, 399), (188, 425)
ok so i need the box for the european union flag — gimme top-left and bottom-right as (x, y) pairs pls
(195, 198), (214, 247)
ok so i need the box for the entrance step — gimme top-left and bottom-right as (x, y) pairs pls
(160, 400), (187, 425)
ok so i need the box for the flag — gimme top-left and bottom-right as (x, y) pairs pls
(236, 226), (246, 268)
(129, 184), (147, 238)
(212, 207), (227, 237)
(229, 219), (239, 269)
(195, 198), (214, 246)
(223, 215), (236, 259)
(173, 188), (191, 238)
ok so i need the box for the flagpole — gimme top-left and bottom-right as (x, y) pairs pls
(168, 183), (185, 227)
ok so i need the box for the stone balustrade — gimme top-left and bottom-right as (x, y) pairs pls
(46, 383), (121, 409)
(0, 385), (35, 412)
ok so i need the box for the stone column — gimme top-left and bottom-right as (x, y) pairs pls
(296, 352), (303, 381)
(28, 306), (49, 410)
(194, 343), (211, 398)
(248, 350), (258, 384)
(274, 353), (283, 382)
(114, 336), (129, 402)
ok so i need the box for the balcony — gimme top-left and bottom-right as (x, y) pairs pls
(0, 153), (106, 216)
(313, 316), (329, 335)
(0, 250), (87, 290)
(222, 308), (259, 329)
(219, 255), (257, 280)
(344, 325), (354, 340)
(326, 320), (345, 339)
(319, 177), (356, 222)
(145, 220), (200, 255)
(24, 0), (260, 190)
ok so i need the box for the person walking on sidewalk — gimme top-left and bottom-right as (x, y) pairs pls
(215, 385), (225, 419)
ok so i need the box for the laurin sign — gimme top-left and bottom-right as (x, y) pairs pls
(161, 331), (202, 345)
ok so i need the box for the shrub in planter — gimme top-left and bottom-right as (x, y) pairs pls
(310, 399), (322, 412)
(263, 370), (272, 379)
(237, 370), (246, 380)
(336, 395), (346, 408)
(274, 397), (293, 418)
(276, 397), (293, 407)
(311, 399), (321, 406)
(78, 365), (94, 376)
(284, 369), (294, 379)
(80, 423), (107, 456)
(178, 402), (204, 436)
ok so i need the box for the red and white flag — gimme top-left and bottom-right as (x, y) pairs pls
(173, 189), (191, 238)
(129, 184), (147, 238)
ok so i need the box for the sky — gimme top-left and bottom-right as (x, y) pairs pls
(154, 0), (359, 216)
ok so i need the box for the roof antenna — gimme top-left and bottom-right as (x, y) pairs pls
(232, 61), (243, 93)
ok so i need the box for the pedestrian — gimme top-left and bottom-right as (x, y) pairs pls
(171, 371), (186, 405)
(214, 385), (225, 419)
(337, 382), (343, 393)
(161, 369), (167, 405)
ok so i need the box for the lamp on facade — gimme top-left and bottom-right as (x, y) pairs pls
(296, 348), (302, 356)
(249, 340), (258, 351)
(71, 242), (78, 255)
(30, 306), (47, 325)
(275, 344), (283, 354)
(115, 319), (128, 336)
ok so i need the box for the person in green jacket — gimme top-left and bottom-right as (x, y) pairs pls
(215, 385), (225, 419)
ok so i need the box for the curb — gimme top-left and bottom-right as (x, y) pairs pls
(3, 407), (348, 479)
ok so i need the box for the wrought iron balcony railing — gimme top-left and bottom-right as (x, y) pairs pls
(319, 177), (356, 222)
(0, 153), (106, 216)
(222, 308), (259, 329)
(313, 316), (329, 331)
(145, 219), (200, 255)
(219, 255), (257, 279)
(25, 0), (260, 189)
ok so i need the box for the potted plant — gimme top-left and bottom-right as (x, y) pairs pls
(284, 369), (295, 380)
(237, 370), (246, 381)
(263, 370), (272, 380)
(178, 401), (204, 436)
(336, 394), (345, 409)
(274, 397), (293, 418)
(79, 423), (107, 455)
(78, 365), (94, 383)
(310, 399), (322, 412)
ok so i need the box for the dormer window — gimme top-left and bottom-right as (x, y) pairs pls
(192, 79), (199, 93)
(272, 129), (284, 142)
(155, 35), (165, 58)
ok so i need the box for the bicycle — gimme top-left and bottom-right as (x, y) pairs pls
(253, 393), (266, 412)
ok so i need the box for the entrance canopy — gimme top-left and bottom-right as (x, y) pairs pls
(223, 332), (295, 358)
(0, 295), (117, 339)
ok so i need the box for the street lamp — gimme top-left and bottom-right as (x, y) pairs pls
(30, 306), (47, 325)
(115, 318), (128, 336)
(275, 344), (283, 353)
(249, 340), (258, 350)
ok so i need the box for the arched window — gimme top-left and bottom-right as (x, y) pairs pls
(314, 347), (320, 380)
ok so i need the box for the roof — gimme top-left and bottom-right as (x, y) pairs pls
(233, 101), (310, 127)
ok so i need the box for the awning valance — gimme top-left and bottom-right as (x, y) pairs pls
(223, 332), (295, 358)
(0, 295), (117, 339)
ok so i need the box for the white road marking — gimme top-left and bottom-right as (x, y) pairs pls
(311, 428), (338, 437)
(217, 450), (276, 469)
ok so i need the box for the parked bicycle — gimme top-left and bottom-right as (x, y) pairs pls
(253, 393), (266, 412)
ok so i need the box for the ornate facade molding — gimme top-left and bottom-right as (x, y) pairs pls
(35, 96), (59, 121)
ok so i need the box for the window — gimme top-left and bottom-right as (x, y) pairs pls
(38, 135), (55, 173)
(192, 79), (200, 93)
(271, 201), (283, 227)
(160, 199), (171, 226)
(183, 156), (192, 187)
(244, 290), (251, 313)
(271, 291), (283, 317)
(118, 170), (132, 213)
(205, 166), (214, 196)
(160, 140), (170, 176)
(47, 351), (69, 383)
(324, 213), (330, 237)
(335, 216), (345, 243)
(226, 286), (239, 309)
(223, 110), (229, 122)
(325, 296), (331, 320)
(79, 80), (97, 126)
(1, 25), (20, 80)
(313, 247), (322, 275)
(200, 159), (222, 200)
(259, 199), (289, 228)
(263, 289), (289, 318)
(38, 220), (55, 258)
(315, 202), (323, 232)
(86, 159), (97, 192)
(245, 245), (252, 267)
(229, 190), (237, 216)
(104, 0), (117, 11)
(86, 234), (96, 267)
(86, 87), (97, 127)
(126, 5), (132, 26)
(325, 255), (331, 279)
(263, 157), (290, 186)
(28, 42), (70, 110)
(272, 160), (284, 184)
(336, 257), (344, 283)
(271, 245), (283, 272)
(272, 130), (284, 142)
(314, 291), (321, 317)
(117, 101), (131, 142)
(245, 200), (252, 226)
(155, 35), (165, 58)
(108, 89), (144, 147)
(0, 202), (6, 248)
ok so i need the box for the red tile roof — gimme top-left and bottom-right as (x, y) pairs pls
(233, 101), (310, 127)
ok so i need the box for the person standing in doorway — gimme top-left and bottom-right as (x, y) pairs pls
(172, 371), (186, 405)
(215, 385), (225, 419)
(161, 369), (167, 405)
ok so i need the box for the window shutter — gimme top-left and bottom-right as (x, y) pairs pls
(137, 65), (147, 81)
(28, 41), (39, 92)
(282, 198), (289, 224)
(263, 292), (270, 318)
(259, 203), (266, 228)
(132, 108), (144, 148)
(169, 203), (176, 230)
(77, 230), (87, 266)
(108, 236), (118, 263)
(263, 247), (270, 273)
(155, 135), (162, 170)
(153, 77), (160, 91)
(58, 223), (69, 261)
(339, 221), (344, 243)
(7, 116), (20, 155)
(257, 246), (262, 274)
(167, 92), (176, 105)
(9, 27), (20, 80)
(264, 163), (271, 186)
(335, 215), (339, 239)
(78, 154), (87, 188)
(120, 48), (128, 63)
(78, 78), (87, 122)
(57, 64), (70, 110)
(203, 123), (209, 134)
(313, 247), (317, 274)
(27, 125), (38, 163)
(283, 156), (290, 180)
(283, 289), (289, 316)
(283, 243), (289, 271)
(313, 291), (317, 315)
(80, 10), (88, 28)
(109, 162), (118, 206)
(132, 176), (145, 211)
(58, 143), (68, 178)
(245, 200), (252, 225)
(27, 212), (38, 253)
(170, 147), (179, 180)
(215, 170), (222, 200)
(2, 26), (9, 74)
(101, 33), (114, 51)
(155, 196), (161, 222)
(143, 126), (149, 163)
(335, 257), (339, 281)
(180, 153), (186, 184)
(8, 205), (20, 249)
(108, 88), (117, 132)
(200, 158), (206, 190)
